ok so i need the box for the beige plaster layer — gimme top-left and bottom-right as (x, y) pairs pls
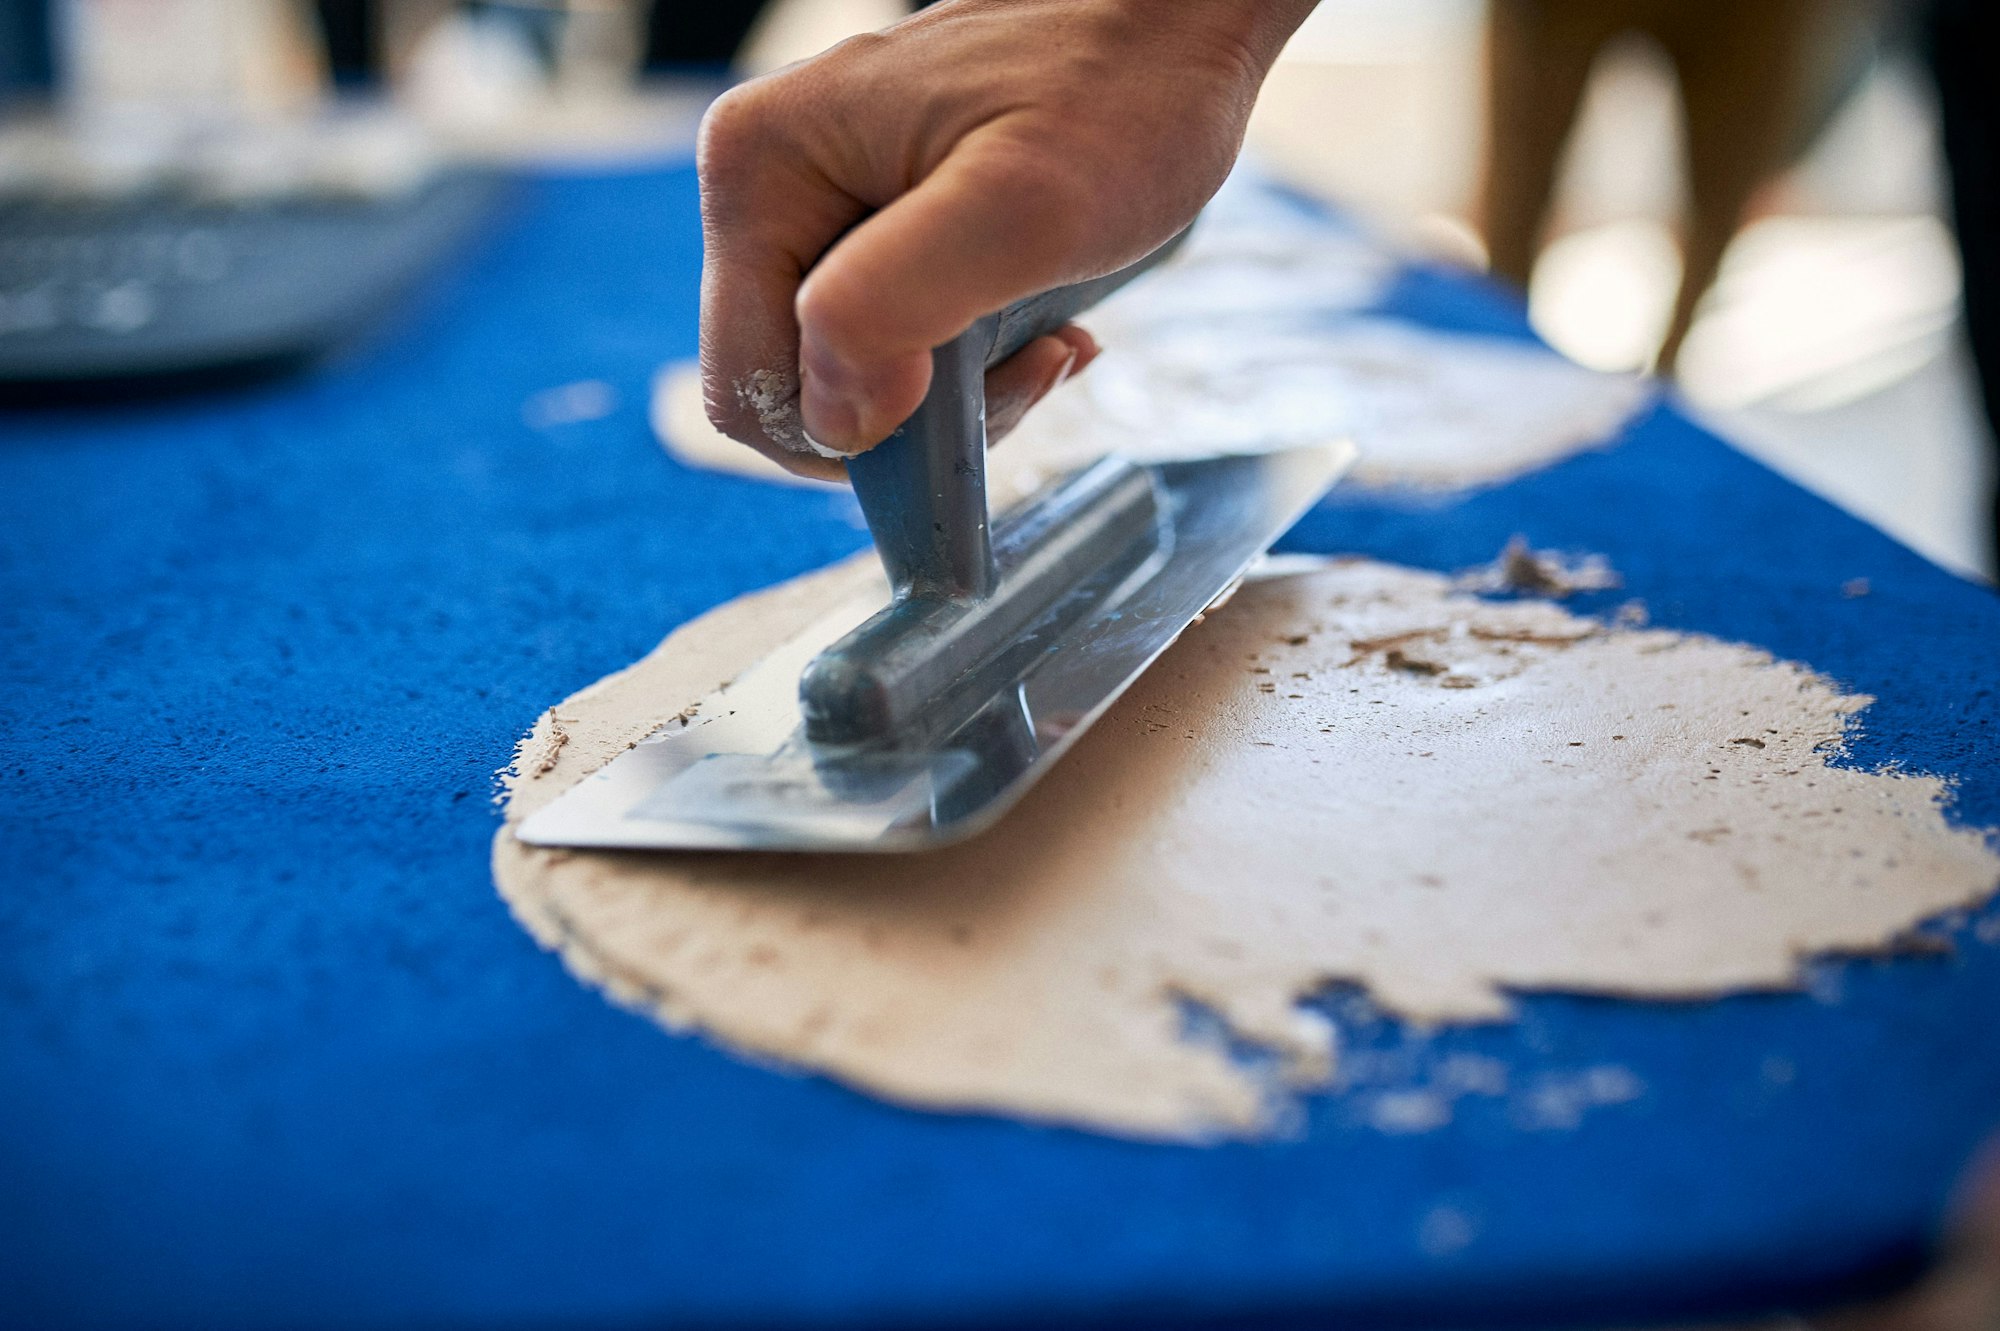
(493, 557), (1998, 1140)
(995, 319), (1651, 492)
(653, 319), (1650, 500)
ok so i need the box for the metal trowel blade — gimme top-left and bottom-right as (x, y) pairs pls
(516, 441), (1354, 853)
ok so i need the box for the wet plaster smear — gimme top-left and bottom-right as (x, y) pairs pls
(494, 557), (2000, 1140)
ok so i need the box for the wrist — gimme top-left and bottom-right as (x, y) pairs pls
(1107, 0), (1318, 79)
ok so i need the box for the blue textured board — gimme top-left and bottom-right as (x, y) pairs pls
(4, 162), (1999, 1331)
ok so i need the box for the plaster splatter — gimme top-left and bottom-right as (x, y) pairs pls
(493, 558), (1999, 1141)
(733, 366), (815, 457)
(1455, 536), (1623, 598)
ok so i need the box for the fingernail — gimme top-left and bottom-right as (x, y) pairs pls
(1048, 346), (1081, 394)
(800, 360), (864, 453)
(799, 430), (849, 461)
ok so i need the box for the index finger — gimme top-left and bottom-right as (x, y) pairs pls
(695, 83), (867, 479)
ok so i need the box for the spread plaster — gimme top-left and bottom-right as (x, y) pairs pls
(493, 557), (1999, 1140)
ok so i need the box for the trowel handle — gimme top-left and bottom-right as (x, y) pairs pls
(987, 227), (1192, 366)
(846, 224), (1194, 603)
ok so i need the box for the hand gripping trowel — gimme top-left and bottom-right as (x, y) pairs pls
(518, 228), (1353, 852)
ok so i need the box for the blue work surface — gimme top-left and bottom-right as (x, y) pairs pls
(5, 163), (1999, 1331)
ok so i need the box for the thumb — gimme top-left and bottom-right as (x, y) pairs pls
(794, 135), (1131, 453)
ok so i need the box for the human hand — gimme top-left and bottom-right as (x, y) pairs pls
(695, 0), (1316, 479)
(1813, 1140), (2000, 1331)
(1700, 1140), (2000, 1331)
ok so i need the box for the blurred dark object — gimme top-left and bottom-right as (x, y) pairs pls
(0, 167), (504, 402)
(315, 0), (382, 85)
(309, 1), (917, 81)
(316, 0), (783, 77)
(1922, 0), (2000, 574)
(641, 0), (771, 70)
(0, 0), (54, 102)
(1480, 0), (1885, 374)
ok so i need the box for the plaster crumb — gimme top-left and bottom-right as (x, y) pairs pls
(1418, 1205), (1480, 1256)
(530, 724), (568, 777)
(1366, 1089), (1453, 1134)
(1385, 648), (1448, 676)
(522, 379), (617, 430)
(1433, 1053), (1509, 1097)
(1456, 536), (1622, 598)
(1512, 1065), (1645, 1131)
(1843, 578), (1872, 599)
(736, 367), (813, 456)
(493, 558), (2000, 1141)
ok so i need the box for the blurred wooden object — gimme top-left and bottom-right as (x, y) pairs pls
(1480, 0), (1884, 372)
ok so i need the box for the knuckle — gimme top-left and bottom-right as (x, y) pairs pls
(975, 149), (1097, 267)
(793, 262), (869, 348)
(819, 28), (889, 68)
(696, 82), (778, 185)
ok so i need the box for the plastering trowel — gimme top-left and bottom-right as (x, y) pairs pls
(518, 229), (1353, 852)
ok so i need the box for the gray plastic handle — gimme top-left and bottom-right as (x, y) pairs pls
(843, 225), (1192, 603)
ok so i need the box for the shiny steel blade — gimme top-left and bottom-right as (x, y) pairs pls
(517, 441), (1354, 852)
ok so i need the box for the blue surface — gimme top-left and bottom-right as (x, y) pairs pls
(4, 163), (1999, 1331)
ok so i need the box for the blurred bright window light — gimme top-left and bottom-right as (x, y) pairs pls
(1279, 0), (1487, 64)
(1529, 219), (1683, 374)
(736, 0), (907, 74)
(1678, 215), (1962, 412)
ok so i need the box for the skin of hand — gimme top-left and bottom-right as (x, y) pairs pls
(1696, 1140), (2000, 1331)
(695, 0), (1318, 480)
(1813, 1139), (2000, 1331)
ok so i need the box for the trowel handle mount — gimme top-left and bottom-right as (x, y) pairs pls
(843, 225), (1193, 603)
